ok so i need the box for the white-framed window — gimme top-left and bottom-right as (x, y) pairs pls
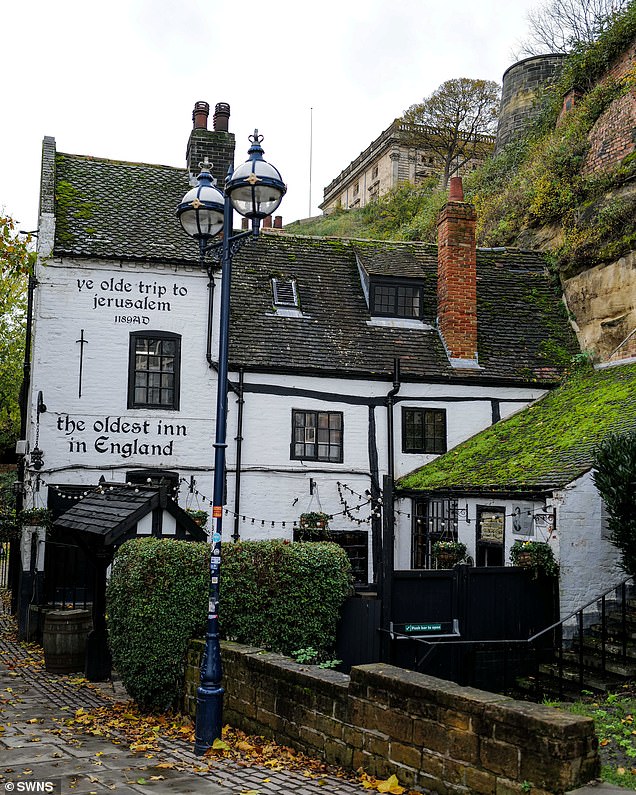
(291, 410), (343, 462)
(128, 331), (181, 410)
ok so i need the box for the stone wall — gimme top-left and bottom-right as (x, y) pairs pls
(185, 640), (599, 794)
(581, 38), (636, 176)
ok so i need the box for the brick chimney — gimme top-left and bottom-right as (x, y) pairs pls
(186, 101), (235, 187)
(436, 176), (479, 368)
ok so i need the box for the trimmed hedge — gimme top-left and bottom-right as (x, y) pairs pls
(107, 538), (352, 710)
(107, 538), (208, 710)
(219, 540), (353, 655)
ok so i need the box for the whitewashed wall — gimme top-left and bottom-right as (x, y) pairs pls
(396, 472), (624, 619)
(554, 471), (624, 617)
(27, 259), (215, 487)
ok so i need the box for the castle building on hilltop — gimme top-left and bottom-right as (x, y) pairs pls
(495, 53), (566, 152)
(319, 120), (494, 214)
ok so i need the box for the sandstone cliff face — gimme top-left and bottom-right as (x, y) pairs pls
(563, 251), (636, 361)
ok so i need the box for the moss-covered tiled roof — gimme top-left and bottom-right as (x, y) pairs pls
(229, 235), (578, 381)
(398, 363), (636, 494)
(54, 152), (194, 262)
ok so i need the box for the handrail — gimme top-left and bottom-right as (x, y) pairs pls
(527, 575), (633, 644)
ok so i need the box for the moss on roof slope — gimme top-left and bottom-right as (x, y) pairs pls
(54, 153), (195, 262)
(228, 234), (578, 382)
(398, 362), (636, 494)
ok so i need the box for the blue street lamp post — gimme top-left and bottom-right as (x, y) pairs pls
(177, 132), (285, 754)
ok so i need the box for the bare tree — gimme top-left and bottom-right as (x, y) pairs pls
(519, 0), (631, 55)
(402, 78), (500, 188)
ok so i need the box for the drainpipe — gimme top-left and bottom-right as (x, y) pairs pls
(386, 358), (401, 480)
(206, 272), (240, 397)
(205, 274), (216, 371)
(380, 359), (400, 662)
(17, 270), (37, 511)
(232, 368), (245, 542)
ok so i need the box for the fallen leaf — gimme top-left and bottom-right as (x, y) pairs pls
(155, 762), (176, 769)
(377, 775), (405, 794)
(212, 738), (230, 751)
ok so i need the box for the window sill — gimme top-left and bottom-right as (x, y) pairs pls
(267, 308), (306, 319)
(367, 317), (432, 330)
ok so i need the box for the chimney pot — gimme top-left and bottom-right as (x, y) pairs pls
(241, 218), (248, 231)
(263, 215), (272, 229)
(448, 176), (464, 202)
(213, 102), (231, 132)
(192, 101), (210, 130)
(273, 215), (283, 229)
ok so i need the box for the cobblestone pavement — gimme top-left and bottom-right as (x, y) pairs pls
(0, 603), (366, 795)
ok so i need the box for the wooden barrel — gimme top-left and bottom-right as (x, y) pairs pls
(43, 609), (93, 674)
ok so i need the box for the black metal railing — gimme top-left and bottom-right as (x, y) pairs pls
(526, 575), (634, 697)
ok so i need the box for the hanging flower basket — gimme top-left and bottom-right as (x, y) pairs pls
(510, 541), (559, 577)
(432, 540), (467, 569)
(295, 512), (331, 542)
(186, 509), (208, 529)
(18, 508), (52, 529)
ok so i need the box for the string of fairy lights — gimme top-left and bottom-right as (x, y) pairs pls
(181, 478), (380, 529)
(28, 476), (554, 535)
(32, 476), (381, 529)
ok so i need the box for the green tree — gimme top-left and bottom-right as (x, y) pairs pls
(519, 0), (631, 55)
(0, 215), (35, 458)
(593, 432), (636, 575)
(403, 78), (500, 188)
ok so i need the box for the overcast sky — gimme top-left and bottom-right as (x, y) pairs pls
(1, 0), (538, 233)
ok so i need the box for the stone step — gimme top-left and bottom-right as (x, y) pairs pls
(587, 621), (636, 642)
(571, 634), (636, 659)
(539, 662), (627, 693)
(560, 648), (636, 678)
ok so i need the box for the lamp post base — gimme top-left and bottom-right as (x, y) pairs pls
(194, 682), (224, 755)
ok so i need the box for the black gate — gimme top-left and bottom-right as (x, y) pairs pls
(43, 539), (95, 608)
(336, 565), (558, 691)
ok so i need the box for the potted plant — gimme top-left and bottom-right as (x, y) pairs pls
(18, 508), (53, 529)
(510, 540), (559, 577)
(295, 512), (331, 541)
(432, 540), (467, 568)
(186, 509), (208, 529)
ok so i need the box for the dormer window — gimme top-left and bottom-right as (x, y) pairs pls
(272, 278), (299, 308)
(370, 279), (423, 319)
